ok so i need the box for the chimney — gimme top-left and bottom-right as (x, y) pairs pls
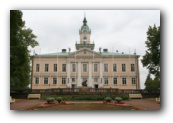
(62, 49), (66, 53)
(103, 49), (108, 52)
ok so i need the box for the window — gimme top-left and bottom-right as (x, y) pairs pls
(44, 77), (48, 84)
(131, 64), (135, 72)
(35, 77), (39, 84)
(104, 64), (108, 72)
(62, 64), (66, 72)
(113, 78), (117, 85)
(54, 64), (57, 72)
(113, 64), (117, 72)
(45, 64), (49, 72)
(94, 64), (97, 72)
(122, 64), (126, 72)
(36, 64), (39, 72)
(72, 78), (76, 82)
(83, 64), (87, 72)
(104, 78), (108, 85)
(122, 78), (126, 85)
(94, 78), (98, 82)
(72, 64), (76, 72)
(53, 78), (57, 84)
(62, 78), (66, 84)
(132, 78), (136, 85)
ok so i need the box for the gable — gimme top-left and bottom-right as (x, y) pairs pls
(68, 48), (102, 58)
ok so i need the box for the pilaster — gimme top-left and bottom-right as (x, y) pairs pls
(77, 61), (82, 87)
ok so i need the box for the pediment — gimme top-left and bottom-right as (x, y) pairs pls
(68, 48), (102, 57)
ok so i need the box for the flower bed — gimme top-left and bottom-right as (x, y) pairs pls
(38, 101), (73, 108)
(94, 101), (130, 107)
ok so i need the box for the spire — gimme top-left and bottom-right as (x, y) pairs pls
(83, 13), (87, 25)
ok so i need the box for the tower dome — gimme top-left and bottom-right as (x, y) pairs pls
(80, 17), (91, 33)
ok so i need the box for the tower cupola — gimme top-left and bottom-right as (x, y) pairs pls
(76, 16), (95, 50)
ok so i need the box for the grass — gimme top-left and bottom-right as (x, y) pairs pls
(30, 103), (134, 110)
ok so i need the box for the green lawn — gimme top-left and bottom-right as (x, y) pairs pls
(31, 103), (134, 110)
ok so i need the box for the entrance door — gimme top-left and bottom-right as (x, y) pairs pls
(72, 84), (76, 88)
(94, 84), (98, 89)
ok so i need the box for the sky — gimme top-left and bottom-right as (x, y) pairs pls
(22, 10), (160, 89)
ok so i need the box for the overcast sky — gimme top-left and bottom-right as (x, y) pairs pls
(22, 10), (160, 89)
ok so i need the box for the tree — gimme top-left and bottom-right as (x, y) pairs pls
(141, 25), (160, 77)
(145, 73), (160, 91)
(10, 10), (39, 90)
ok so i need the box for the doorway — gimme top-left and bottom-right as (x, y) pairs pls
(94, 84), (98, 89)
(72, 84), (76, 88)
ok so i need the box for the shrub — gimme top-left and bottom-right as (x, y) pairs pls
(46, 97), (55, 104)
(115, 97), (122, 103)
(104, 97), (112, 102)
(56, 97), (62, 103)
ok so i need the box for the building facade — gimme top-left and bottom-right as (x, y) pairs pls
(31, 17), (140, 89)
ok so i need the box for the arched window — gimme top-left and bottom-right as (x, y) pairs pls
(83, 36), (87, 44)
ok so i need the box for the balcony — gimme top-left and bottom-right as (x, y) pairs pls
(75, 41), (95, 50)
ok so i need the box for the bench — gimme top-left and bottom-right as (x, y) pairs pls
(10, 96), (15, 104)
(156, 97), (160, 103)
(129, 93), (143, 99)
(27, 94), (41, 99)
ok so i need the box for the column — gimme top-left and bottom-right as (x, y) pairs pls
(77, 61), (82, 87)
(67, 62), (71, 88)
(99, 62), (103, 87)
(88, 62), (92, 87)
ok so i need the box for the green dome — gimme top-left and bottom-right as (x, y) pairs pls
(81, 25), (90, 32)
(80, 17), (91, 33)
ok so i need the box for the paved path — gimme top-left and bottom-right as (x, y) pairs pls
(10, 99), (42, 110)
(10, 98), (160, 110)
(127, 98), (160, 110)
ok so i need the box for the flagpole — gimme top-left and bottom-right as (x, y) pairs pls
(129, 47), (131, 88)
(57, 48), (58, 89)
(112, 47), (114, 87)
(75, 50), (76, 87)
(39, 48), (41, 90)
(93, 49), (94, 88)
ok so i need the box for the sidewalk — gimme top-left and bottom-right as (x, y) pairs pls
(10, 99), (41, 110)
(128, 98), (160, 110)
(10, 98), (160, 110)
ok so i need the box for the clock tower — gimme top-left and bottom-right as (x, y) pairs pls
(75, 16), (95, 50)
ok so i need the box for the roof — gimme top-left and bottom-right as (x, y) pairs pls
(32, 50), (140, 58)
